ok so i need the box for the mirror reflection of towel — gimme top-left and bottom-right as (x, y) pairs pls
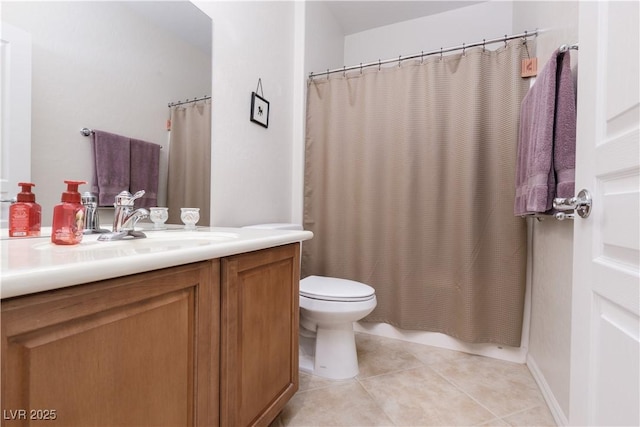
(91, 130), (130, 207)
(130, 138), (160, 208)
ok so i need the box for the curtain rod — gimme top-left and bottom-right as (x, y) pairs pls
(309, 29), (539, 79)
(168, 95), (211, 108)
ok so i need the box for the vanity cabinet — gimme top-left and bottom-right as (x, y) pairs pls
(220, 243), (300, 427)
(1, 243), (300, 427)
(1, 260), (219, 427)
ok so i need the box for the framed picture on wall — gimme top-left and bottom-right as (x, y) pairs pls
(250, 92), (269, 128)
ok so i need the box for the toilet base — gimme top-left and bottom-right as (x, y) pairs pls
(298, 322), (359, 380)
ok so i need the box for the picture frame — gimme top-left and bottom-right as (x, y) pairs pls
(250, 92), (270, 128)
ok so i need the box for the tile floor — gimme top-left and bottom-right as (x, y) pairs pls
(271, 332), (556, 427)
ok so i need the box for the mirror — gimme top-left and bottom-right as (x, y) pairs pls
(1, 1), (212, 234)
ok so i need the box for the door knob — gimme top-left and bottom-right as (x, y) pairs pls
(553, 189), (592, 219)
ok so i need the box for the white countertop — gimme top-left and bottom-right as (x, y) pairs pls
(1, 225), (313, 300)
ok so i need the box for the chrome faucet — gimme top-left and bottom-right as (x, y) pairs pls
(98, 190), (149, 241)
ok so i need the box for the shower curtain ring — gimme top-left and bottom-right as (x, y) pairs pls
(378, 59), (381, 71)
(398, 55), (401, 67)
(326, 69), (330, 80)
(440, 47), (443, 60)
(504, 35), (508, 48)
(360, 63), (363, 74)
(343, 66), (346, 77)
(483, 39), (486, 52)
(421, 51), (424, 64)
(462, 43), (466, 56)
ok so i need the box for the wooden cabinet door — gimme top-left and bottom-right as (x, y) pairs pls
(1, 261), (219, 427)
(221, 244), (300, 427)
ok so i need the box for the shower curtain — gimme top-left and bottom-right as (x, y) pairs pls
(303, 41), (530, 346)
(167, 99), (211, 226)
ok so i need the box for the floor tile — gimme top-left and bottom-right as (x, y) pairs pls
(502, 405), (557, 426)
(359, 366), (496, 426)
(280, 381), (395, 426)
(399, 339), (477, 367)
(277, 333), (556, 427)
(298, 371), (349, 392)
(355, 333), (425, 379)
(430, 355), (546, 418)
(477, 418), (510, 426)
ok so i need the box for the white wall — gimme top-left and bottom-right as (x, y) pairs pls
(512, 2), (579, 425)
(343, 1), (513, 66)
(304, 1), (345, 78)
(195, 1), (296, 227)
(2, 1), (211, 225)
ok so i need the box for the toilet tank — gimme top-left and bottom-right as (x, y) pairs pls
(242, 223), (303, 231)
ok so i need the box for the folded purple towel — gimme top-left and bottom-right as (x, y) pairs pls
(130, 138), (161, 209)
(91, 130), (130, 206)
(514, 50), (576, 215)
(554, 52), (576, 199)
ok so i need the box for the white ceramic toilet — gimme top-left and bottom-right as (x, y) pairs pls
(243, 223), (377, 380)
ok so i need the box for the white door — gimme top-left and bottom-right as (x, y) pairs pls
(0, 22), (32, 228)
(569, 1), (639, 426)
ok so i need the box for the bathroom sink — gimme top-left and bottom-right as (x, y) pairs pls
(31, 230), (240, 256)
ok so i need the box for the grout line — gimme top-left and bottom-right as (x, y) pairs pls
(429, 366), (503, 422)
(355, 376), (399, 426)
(494, 404), (554, 424)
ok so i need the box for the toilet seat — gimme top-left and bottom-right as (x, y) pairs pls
(300, 276), (375, 302)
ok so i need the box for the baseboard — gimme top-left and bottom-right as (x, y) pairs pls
(526, 354), (569, 426)
(354, 321), (528, 363)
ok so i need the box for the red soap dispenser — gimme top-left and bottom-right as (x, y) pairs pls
(51, 180), (87, 245)
(9, 182), (42, 237)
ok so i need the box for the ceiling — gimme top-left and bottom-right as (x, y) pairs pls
(322, 1), (485, 35)
(123, 1), (212, 54)
(126, 1), (486, 54)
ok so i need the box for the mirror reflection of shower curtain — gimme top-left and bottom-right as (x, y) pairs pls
(167, 99), (211, 226)
(304, 41), (530, 347)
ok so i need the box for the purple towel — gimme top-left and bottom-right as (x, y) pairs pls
(554, 53), (576, 199)
(514, 50), (576, 215)
(91, 130), (130, 206)
(130, 138), (161, 209)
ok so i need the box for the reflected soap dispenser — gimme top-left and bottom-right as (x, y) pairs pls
(51, 180), (87, 245)
(9, 182), (42, 237)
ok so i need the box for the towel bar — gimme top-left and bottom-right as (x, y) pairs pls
(558, 43), (578, 53)
(520, 213), (575, 222)
(80, 128), (162, 149)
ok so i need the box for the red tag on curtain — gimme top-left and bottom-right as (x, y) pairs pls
(166, 119), (171, 131)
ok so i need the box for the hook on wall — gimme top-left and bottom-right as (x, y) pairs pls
(256, 78), (264, 97)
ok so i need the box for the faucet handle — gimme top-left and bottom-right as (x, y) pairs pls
(114, 190), (145, 206)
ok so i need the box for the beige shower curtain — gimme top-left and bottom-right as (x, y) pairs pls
(167, 100), (211, 226)
(303, 41), (530, 346)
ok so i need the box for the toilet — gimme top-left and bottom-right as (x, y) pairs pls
(243, 223), (377, 380)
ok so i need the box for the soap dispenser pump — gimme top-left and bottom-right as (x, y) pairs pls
(9, 182), (42, 237)
(51, 180), (87, 245)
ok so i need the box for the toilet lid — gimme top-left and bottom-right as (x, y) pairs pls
(300, 276), (375, 302)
